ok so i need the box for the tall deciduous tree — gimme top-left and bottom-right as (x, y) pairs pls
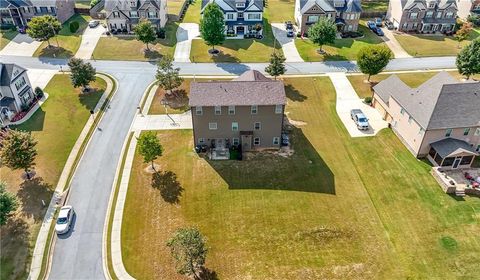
(26, 15), (61, 47)
(456, 38), (480, 79)
(357, 45), (393, 81)
(308, 18), (337, 53)
(0, 130), (38, 179)
(200, 3), (225, 53)
(265, 52), (286, 80)
(156, 55), (183, 95)
(0, 182), (18, 226)
(134, 19), (157, 50)
(68, 58), (97, 92)
(137, 132), (163, 171)
(167, 228), (208, 280)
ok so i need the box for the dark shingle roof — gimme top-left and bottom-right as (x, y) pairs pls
(430, 138), (478, 158)
(189, 70), (286, 107)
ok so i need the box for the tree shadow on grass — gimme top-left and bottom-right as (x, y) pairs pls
(207, 127), (335, 194)
(17, 177), (54, 222)
(151, 171), (184, 204)
(37, 45), (74, 58)
(163, 89), (190, 111)
(78, 87), (104, 110)
(198, 267), (219, 280)
(0, 217), (30, 280)
(144, 48), (162, 60)
(285, 84), (307, 102)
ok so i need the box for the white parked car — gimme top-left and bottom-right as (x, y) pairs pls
(88, 20), (100, 28)
(55, 205), (75, 235)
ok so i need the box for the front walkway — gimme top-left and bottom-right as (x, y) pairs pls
(327, 72), (388, 137)
(75, 24), (106, 59)
(173, 23), (199, 62)
(271, 23), (304, 62)
(0, 33), (42, 56)
(381, 28), (412, 58)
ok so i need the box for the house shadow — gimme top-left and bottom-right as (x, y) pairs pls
(151, 170), (184, 204)
(206, 127), (335, 194)
(285, 84), (307, 102)
(213, 60), (251, 75)
(12, 107), (46, 132)
(17, 177), (54, 222)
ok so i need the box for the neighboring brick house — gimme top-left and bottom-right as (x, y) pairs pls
(0, 0), (75, 28)
(471, 0), (480, 15)
(0, 63), (34, 126)
(105, 0), (168, 33)
(189, 70), (286, 157)
(201, 0), (264, 36)
(372, 72), (480, 169)
(294, 0), (362, 35)
(386, 0), (457, 33)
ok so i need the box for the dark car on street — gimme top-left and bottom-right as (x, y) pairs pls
(367, 21), (376, 30)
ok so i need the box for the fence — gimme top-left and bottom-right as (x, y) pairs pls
(168, 0), (190, 22)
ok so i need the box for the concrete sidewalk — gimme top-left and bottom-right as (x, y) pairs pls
(381, 28), (412, 58)
(75, 25), (106, 59)
(174, 23), (199, 62)
(0, 33), (42, 56)
(271, 23), (304, 62)
(132, 111), (193, 131)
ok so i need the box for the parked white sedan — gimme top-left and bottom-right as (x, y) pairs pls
(55, 205), (75, 235)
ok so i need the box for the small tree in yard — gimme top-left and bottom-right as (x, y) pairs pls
(27, 15), (61, 47)
(357, 45), (393, 82)
(0, 130), (38, 180)
(156, 55), (183, 95)
(265, 52), (286, 80)
(167, 227), (208, 280)
(200, 3), (225, 53)
(137, 132), (163, 171)
(308, 18), (337, 53)
(134, 19), (157, 51)
(455, 22), (473, 47)
(0, 182), (18, 226)
(456, 38), (480, 79)
(68, 58), (96, 92)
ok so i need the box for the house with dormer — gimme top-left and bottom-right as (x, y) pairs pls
(105, 0), (167, 33)
(386, 0), (458, 33)
(294, 0), (362, 35)
(201, 0), (264, 36)
(0, 0), (75, 28)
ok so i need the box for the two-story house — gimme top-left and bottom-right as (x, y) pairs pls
(471, 0), (480, 15)
(189, 70), (286, 158)
(0, 0), (75, 28)
(0, 63), (34, 126)
(201, 0), (264, 36)
(387, 0), (458, 33)
(372, 71), (479, 169)
(294, 0), (362, 35)
(105, 0), (168, 33)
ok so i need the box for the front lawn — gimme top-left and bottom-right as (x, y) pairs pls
(92, 22), (178, 61)
(361, 0), (389, 12)
(75, 0), (91, 8)
(395, 29), (480, 57)
(295, 24), (385, 61)
(182, 0), (202, 23)
(0, 30), (18, 50)
(33, 14), (90, 58)
(0, 74), (106, 280)
(264, 0), (295, 23)
(167, 0), (187, 18)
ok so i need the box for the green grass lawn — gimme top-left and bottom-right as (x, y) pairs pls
(295, 24), (385, 61)
(0, 30), (18, 50)
(33, 14), (90, 58)
(167, 0), (187, 17)
(264, 0), (295, 23)
(121, 76), (480, 279)
(92, 22), (178, 61)
(395, 29), (480, 57)
(75, 0), (91, 8)
(361, 0), (389, 12)
(182, 0), (202, 23)
(0, 74), (106, 280)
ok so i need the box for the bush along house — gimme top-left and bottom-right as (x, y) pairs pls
(189, 70), (286, 160)
(201, 0), (264, 38)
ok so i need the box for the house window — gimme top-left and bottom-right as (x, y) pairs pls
(247, 13), (261, 20)
(409, 12), (418, 19)
(426, 11), (433, 18)
(461, 156), (474, 165)
(445, 12), (454, 18)
(195, 106), (202, 115)
(413, 22), (418, 29)
(148, 11), (157, 18)
(275, 104), (283, 114)
(476, 144), (480, 152)
(408, 116), (413, 124)
(464, 128), (471, 135)
(254, 122), (261, 130)
(40, 6), (48, 13)
(307, 15), (319, 23)
(227, 13), (234, 20)
(436, 12), (442, 18)
(198, 138), (205, 144)
(400, 108), (405, 115)
(50, 7), (56, 14)
(113, 12), (120, 18)
(14, 77), (26, 90)
(475, 4), (480, 10)
(130, 11), (138, 17)
(228, 106), (235, 115)
(475, 128), (480, 136)
(232, 122), (238, 131)
(251, 105), (258, 114)
(233, 138), (239, 145)
(273, 137), (280, 145)
(130, 1), (136, 7)
(253, 137), (260, 145)
(429, 2), (435, 8)
(209, 122), (217, 130)
(238, 13), (244, 18)
(402, 23), (408, 29)
(445, 128), (452, 137)
(236, 3), (245, 8)
(215, 106), (222, 115)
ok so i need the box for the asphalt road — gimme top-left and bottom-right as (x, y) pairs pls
(0, 54), (457, 280)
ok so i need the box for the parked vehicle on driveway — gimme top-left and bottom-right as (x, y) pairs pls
(367, 21), (376, 30)
(375, 18), (383, 27)
(88, 20), (100, 28)
(374, 27), (384, 36)
(350, 109), (369, 130)
(55, 205), (75, 235)
(285, 21), (294, 37)
(281, 133), (290, 146)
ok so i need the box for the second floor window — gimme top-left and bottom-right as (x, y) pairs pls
(307, 15), (319, 23)
(228, 106), (235, 115)
(236, 3), (245, 8)
(247, 13), (261, 20)
(251, 105), (258, 114)
(436, 12), (442, 18)
(195, 106), (202, 115)
(14, 77), (26, 90)
(238, 12), (244, 18)
(232, 122), (238, 131)
(426, 11), (433, 18)
(130, 11), (138, 17)
(464, 128), (470, 135)
(227, 13), (234, 20)
(215, 106), (222, 115)
(113, 12), (120, 18)
(254, 122), (261, 130)
(209, 122), (217, 130)
(475, 128), (480, 136)
(130, 1), (136, 7)
(445, 12), (454, 18)
(148, 11), (157, 18)
(409, 12), (418, 19)
(445, 128), (452, 137)
(275, 105), (282, 114)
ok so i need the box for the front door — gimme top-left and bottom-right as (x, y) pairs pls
(236, 26), (245, 35)
(241, 135), (252, 151)
(453, 157), (462, 169)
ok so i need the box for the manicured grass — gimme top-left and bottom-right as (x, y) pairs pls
(295, 24), (385, 61)
(167, 0), (187, 17)
(75, 0), (91, 8)
(33, 14), (90, 58)
(264, 0), (295, 23)
(361, 0), (389, 12)
(92, 22), (178, 61)
(347, 70), (480, 98)
(395, 29), (480, 57)
(182, 0), (202, 23)
(0, 30), (18, 50)
(0, 74), (106, 280)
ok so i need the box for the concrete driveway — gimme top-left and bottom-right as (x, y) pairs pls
(26, 68), (58, 89)
(174, 23), (199, 62)
(327, 72), (388, 137)
(271, 23), (304, 62)
(0, 34), (42, 56)
(75, 24), (106, 59)
(381, 28), (412, 58)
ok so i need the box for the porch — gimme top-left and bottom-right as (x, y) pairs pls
(427, 138), (478, 169)
(226, 20), (263, 37)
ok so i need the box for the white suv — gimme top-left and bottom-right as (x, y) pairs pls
(55, 206), (75, 235)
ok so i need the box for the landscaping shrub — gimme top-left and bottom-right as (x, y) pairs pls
(34, 87), (44, 98)
(69, 21), (79, 33)
(157, 28), (166, 39)
(364, 96), (373, 104)
(468, 14), (480, 27)
(90, 0), (101, 8)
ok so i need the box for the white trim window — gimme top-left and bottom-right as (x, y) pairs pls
(247, 13), (261, 20)
(400, 108), (405, 115)
(409, 12), (418, 19)
(275, 104), (283, 114)
(307, 15), (319, 23)
(130, 11), (138, 17)
(228, 106), (235, 115)
(233, 138), (239, 145)
(475, 128), (480, 136)
(273, 137), (280, 145)
(215, 106), (222, 115)
(254, 122), (261, 130)
(436, 11), (442, 18)
(198, 138), (205, 144)
(148, 11), (157, 18)
(464, 128), (470, 135)
(195, 106), (203, 115)
(445, 12), (454, 18)
(236, 3), (245, 8)
(209, 122), (217, 130)
(232, 122), (238, 131)
(251, 105), (258, 114)
(226, 13), (234, 20)
(445, 128), (452, 137)
(254, 137), (260, 146)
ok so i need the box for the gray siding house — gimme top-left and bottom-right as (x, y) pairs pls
(372, 72), (479, 169)
(0, 0), (75, 28)
(105, 0), (168, 33)
(0, 63), (34, 126)
(189, 70), (286, 156)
